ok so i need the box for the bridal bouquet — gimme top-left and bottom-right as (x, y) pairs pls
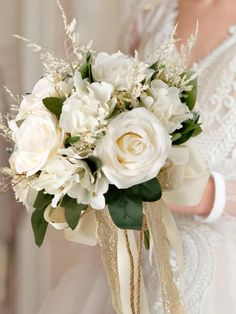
(0, 2), (201, 313)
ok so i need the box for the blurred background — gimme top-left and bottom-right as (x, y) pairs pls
(0, 1), (158, 313)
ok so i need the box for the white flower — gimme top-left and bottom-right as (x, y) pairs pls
(93, 51), (151, 94)
(9, 112), (64, 176)
(92, 52), (133, 91)
(32, 77), (73, 99)
(67, 168), (108, 210)
(13, 180), (38, 213)
(31, 155), (80, 207)
(16, 94), (47, 119)
(95, 107), (171, 189)
(31, 151), (109, 209)
(15, 77), (73, 121)
(59, 77), (115, 136)
(142, 80), (192, 133)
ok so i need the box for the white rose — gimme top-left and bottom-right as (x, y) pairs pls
(15, 77), (73, 121)
(92, 52), (134, 91)
(95, 107), (171, 189)
(59, 79), (115, 135)
(31, 154), (80, 207)
(10, 112), (64, 176)
(142, 80), (192, 134)
(15, 79), (53, 121)
(31, 151), (109, 209)
(32, 77), (73, 99)
(16, 94), (47, 120)
(12, 180), (38, 213)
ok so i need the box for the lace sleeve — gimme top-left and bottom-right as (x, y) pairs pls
(225, 181), (236, 215)
(119, 1), (161, 54)
(221, 159), (236, 215)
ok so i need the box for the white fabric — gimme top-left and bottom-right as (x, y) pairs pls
(34, 0), (236, 313)
(127, 1), (236, 313)
(194, 172), (226, 223)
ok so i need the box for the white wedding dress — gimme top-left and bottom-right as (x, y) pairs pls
(38, 1), (236, 313)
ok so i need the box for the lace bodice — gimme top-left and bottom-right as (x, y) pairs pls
(127, 1), (236, 313)
(131, 0), (236, 183)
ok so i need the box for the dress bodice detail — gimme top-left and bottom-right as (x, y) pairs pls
(134, 1), (236, 313)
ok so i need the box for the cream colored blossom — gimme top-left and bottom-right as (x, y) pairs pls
(142, 80), (191, 133)
(9, 112), (64, 176)
(95, 107), (171, 189)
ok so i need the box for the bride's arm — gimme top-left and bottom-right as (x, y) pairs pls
(167, 175), (236, 218)
(166, 176), (215, 215)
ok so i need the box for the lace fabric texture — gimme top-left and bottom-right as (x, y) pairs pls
(128, 0), (236, 313)
(142, 217), (222, 314)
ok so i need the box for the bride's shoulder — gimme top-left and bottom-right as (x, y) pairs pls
(121, 0), (177, 54)
(124, 0), (176, 53)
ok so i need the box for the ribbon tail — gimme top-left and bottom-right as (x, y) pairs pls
(124, 230), (149, 314)
(96, 210), (150, 314)
(162, 206), (185, 292)
(96, 209), (123, 314)
(145, 201), (185, 314)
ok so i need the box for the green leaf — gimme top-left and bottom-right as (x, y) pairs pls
(171, 112), (202, 145)
(108, 108), (121, 119)
(105, 179), (161, 230)
(172, 131), (194, 145)
(61, 195), (87, 230)
(148, 62), (166, 81)
(149, 61), (159, 71)
(85, 156), (102, 173)
(148, 61), (165, 71)
(33, 190), (53, 211)
(31, 191), (53, 247)
(16, 119), (24, 127)
(79, 63), (89, 79)
(107, 191), (143, 230)
(65, 136), (80, 147)
(180, 123), (200, 135)
(144, 229), (150, 250)
(42, 97), (64, 120)
(171, 133), (182, 142)
(105, 185), (144, 230)
(127, 178), (162, 202)
(181, 71), (198, 111)
(104, 184), (118, 204)
(79, 52), (94, 82)
(192, 125), (202, 137)
(31, 209), (48, 247)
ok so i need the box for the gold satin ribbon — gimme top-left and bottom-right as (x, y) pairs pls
(96, 210), (150, 314)
(96, 209), (123, 313)
(145, 202), (185, 314)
